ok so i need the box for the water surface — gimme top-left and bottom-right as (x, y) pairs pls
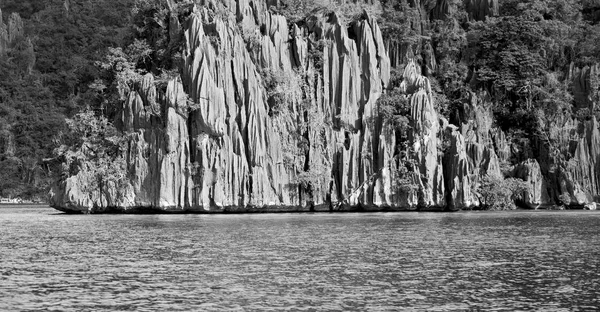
(1, 206), (599, 311)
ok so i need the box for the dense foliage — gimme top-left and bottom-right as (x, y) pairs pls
(476, 174), (529, 210)
(375, 0), (600, 209)
(54, 109), (128, 195)
(0, 0), (186, 199)
(0, 1), (135, 199)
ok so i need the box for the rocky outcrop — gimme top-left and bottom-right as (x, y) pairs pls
(384, 0), (438, 69)
(0, 10), (34, 73)
(444, 128), (475, 209)
(0, 128), (15, 157)
(457, 92), (502, 176)
(0, 10), (23, 55)
(386, 33), (437, 71)
(402, 61), (445, 208)
(562, 117), (600, 204)
(430, 0), (452, 20)
(518, 115), (600, 208)
(442, 91), (506, 209)
(570, 63), (599, 113)
(513, 159), (552, 208)
(49, 76), (193, 212)
(464, 0), (499, 21)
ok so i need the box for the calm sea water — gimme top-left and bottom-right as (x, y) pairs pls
(1, 206), (599, 311)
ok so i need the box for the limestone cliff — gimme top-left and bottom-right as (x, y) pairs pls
(51, 1), (393, 212)
(571, 63), (599, 113)
(49, 1), (600, 213)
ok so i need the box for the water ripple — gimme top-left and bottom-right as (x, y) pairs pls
(1, 207), (599, 311)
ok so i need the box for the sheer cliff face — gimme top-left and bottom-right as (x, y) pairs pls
(51, 1), (394, 212)
(49, 1), (600, 213)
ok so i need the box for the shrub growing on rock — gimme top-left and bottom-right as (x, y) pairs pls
(476, 174), (529, 210)
(54, 109), (128, 195)
(262, 68), (304, 116)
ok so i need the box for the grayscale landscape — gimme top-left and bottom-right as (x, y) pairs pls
(1, 0), (600, 310)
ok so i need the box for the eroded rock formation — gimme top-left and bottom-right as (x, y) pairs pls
(51, 1), (394, 212)
(570, 63), (599, 113)
(49, 1), (600, 213)
(562, 117), (600, 205)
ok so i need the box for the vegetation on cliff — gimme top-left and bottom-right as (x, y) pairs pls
(0, 0), (135, 199)
(2, 0), (600, 211)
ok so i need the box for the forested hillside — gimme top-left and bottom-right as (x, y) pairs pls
(2, 0), (600, 211)
(0, 0), (134, 199)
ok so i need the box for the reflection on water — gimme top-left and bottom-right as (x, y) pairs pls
(1, 206), (599, 311)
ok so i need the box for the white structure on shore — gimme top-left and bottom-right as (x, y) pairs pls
(0, 198), (23, 204)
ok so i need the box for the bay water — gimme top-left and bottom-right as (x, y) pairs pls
(1, 206), (599, 311)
